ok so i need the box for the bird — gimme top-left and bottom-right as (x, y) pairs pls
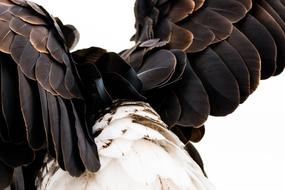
(0, 0), (284, 189)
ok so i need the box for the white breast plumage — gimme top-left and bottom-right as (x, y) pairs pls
(36, 101), (215, 190)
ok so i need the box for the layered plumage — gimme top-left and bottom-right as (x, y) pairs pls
(36, 101), (214, 190)
(0, 0), (141, 188)
(0, 0), (285, 189)
(128, 0), (285, 142)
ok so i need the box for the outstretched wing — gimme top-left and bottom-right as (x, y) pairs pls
(0, 0), (100, 186)
(126, 0), (285, 142)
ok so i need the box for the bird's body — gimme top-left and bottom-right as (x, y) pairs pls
(36, 101), (214, 190)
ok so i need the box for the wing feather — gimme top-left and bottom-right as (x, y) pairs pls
(0, 140), (34, 167)
(237, 15), (277, 79)
(0, 0), (105, 183)
(137, 50), (177, 90)
(57, 98), (85, 176)
(190, 48), (240, 116)
(212, 41), (250, 103)
(37, 84), (56, 158)
(0, 161), (13, 190)
(0, 53), (25, 143)
(0, 20), (15, 53)
(265, 0), (285, 21)
(129, 0), (285, 144)
(174, 52), (209, 126)
(30, 26), (49, 53)
(18, 67), (45, 150)
(11, 35), (40, 80)
(254, 2), (285, 75)
(227, 27), (261, 92)
(9, 16), (32, 37)
(46, 92), (65, 170)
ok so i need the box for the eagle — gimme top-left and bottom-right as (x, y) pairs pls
(0, 0), (284, 189)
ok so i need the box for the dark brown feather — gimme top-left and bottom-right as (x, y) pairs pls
(237, 14), (277, 79)
(174, 63), (210, 126)
(212, 41), (251, 103)
(17, 69), (45, 150)
(130, 0), (285, 145)
(0, 53), (25, 143)
(9, 16), (32, 37)
(227, 27), (261, 93)
(182, 21), (215, 53)
(190, 48), (240, 116)
(0, 141), (34, 167)
(265, 0), (285, 22)
(258, 0), (285, 33)
(193, 0), (205, 11)
(37, 85), (55, 158)
(168, 0), (194, 23)
(30, 26), (49, 53)
(57, 98), (84, 176)
(46, 31), (67, 64)
(35, 54), (56, 95)
(0, 20), (14, 53)
(156, 90), (181, 127)
(206, 0), (248, 22)
(10, 6), (46, 25)
(169, 23), (193, 50)
(137, 50), (176, 90)
(49, 62), (71, 98)
(46, 92), (65, 170)
(184, 142), (206, 175)
(10, 35), (39, 80)
(71, 102), (100, 173)
(0, 162), (13, 190)
(253, 3), (285, 75)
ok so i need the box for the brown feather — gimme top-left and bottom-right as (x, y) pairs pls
(175, 63), (210, 126)
(0, 53), (25, 143)
(169, 23), (193, 50)
(206, 0), (248, 22)
(137, 50), (177, 90)
(0, 162), (13, 189)
(168, 0), (194, 23)
(35, 54), (56, 95)
(49, 61), (72, 98)
(30, 26), (49, 53)
(182, 20), (215, 53)
(58, 98), (85, 176)
(10, 35), (39, 80)
(0, 20), (14, 53)
(237, 14), (277, 79)
(71, 102), (100, 173)
(190, 48), (240, 116)
(46, 92), (65, 170)
(9, 16), (32, 37)
(11, 7), (46, 25)
(253, 3), (285, 75)
(227, 27), (261, 93)
(212, 41), (251, 103)
(0, 141), (34, 167)
(46, 31), (67, 64)
(17, 69), (46, 150)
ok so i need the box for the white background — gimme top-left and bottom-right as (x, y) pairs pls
(32, 0), (285, 189)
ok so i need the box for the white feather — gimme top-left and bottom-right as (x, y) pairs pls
(37, 101), (215, 190)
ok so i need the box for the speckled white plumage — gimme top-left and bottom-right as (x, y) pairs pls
(36, 101), (215, 190)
